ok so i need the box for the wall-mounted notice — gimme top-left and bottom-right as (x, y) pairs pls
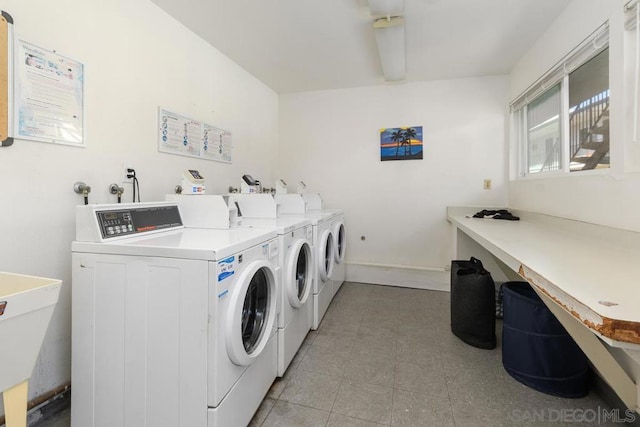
(202, 123), (232, 163)
(14, 40), (84, 147)
(158, 108), (202, 158)
(158, 107), (232, 163)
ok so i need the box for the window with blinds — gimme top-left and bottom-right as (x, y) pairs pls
(511, 23), (610, 177)
(527, 84), (561, 173)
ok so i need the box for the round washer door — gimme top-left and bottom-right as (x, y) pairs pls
(333, 222), (346, 264)
(286, 239), (312, 308)
(318, 229), (335, 282)
(226, 260), (277, 366)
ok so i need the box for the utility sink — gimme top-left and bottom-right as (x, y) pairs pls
(0, 272), (61, 427)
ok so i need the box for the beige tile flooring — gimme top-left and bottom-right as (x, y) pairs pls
(249, 282), (622, 427)
(33, 282), (629, 427)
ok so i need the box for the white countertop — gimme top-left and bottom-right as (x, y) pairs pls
(448, 207), (640, 346)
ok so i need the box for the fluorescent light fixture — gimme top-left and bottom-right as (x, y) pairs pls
(367, 0), (404, 17)
(373, 16), (406, 82)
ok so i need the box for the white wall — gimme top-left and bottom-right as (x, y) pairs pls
(508, 0), (640, 232)
(0, 0), (278, 413)
(508, 1), (640, 398)
(278, 77), (509, 289)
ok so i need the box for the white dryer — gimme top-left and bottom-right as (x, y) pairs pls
(71, 202), (280, 427)
(239, 217), (314, 376)
(298, 193), (346, 298)
(167, 194), (315, 377)
(280, 210), (335, 330)
(328, 212), (346, 297)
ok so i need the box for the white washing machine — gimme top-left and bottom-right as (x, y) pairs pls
(328, 212), (346, 297)
(280, 210), (335, 330)
(167, 194), (315, 377)
(298, 193), (346, 298)
(71, 202), (280, 427)
(239, 217), (314, 376)
(305, 208), (345, 300)
(275, 194), (342, 330)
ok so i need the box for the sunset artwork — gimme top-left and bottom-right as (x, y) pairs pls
(380, 126), (423, 161)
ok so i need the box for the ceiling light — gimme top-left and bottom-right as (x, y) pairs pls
(367, 0), (404, 18)
(373, 16), (406, 82)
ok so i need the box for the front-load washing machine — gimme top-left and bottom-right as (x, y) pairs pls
(167, 194), (314, 377)
(280, 210), (335, 330)
(305, 207), (345, 300)
(328, 213), (346, 297)
(239, 217), (314, 376)
(273, 194), (341, 330)
(298, 193), (346, 299)
(71, 202), (280, 427)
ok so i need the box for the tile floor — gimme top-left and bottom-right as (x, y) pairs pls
(30, 282), (634, 427)
(249, 282), (630, 427)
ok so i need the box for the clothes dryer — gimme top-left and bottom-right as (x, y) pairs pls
(72, 202), (280, 427)
(328, 212), (346, 297)
(280, 211), (335, 330)
(240, 217), (313, 376)
(167, 194), (314, 377)
(298, 193), (346, 298)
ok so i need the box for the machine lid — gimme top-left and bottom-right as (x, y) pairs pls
(279, 212), (327, 225)
(72, 227), (278, 260)
(240, 217), (313, 234)
(306, 209), (342, 220)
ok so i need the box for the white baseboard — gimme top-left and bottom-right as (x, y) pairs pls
(345, 262), (450, 292)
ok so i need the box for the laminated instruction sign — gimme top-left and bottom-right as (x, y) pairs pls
(14, 40), (84, 146)
(202, 123), (232, 163)
(158, 107), (232, 163)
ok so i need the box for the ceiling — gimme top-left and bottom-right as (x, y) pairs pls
(150, 0), (571, 94)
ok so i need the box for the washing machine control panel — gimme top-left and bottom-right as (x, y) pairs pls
(96, 205), (183, 239)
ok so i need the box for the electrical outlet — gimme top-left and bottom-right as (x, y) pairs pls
(483, 179), (492, 190)
(123, 163), (134, 181)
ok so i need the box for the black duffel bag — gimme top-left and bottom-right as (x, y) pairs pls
(450, 257), (496, 349)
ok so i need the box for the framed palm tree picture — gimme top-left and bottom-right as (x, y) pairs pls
(380, 126), (423, 161)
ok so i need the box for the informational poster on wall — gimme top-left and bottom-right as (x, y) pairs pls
(158, 108), (202, 158)
(158, 107), (232, 163)
(14, 40), (84, 147)
(201, 123), (232, 163)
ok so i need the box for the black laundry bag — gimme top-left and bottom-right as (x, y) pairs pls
(450, 257), (496, 349)
(502, 281), (589, 398)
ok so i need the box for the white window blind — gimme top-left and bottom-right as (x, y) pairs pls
(625, 0), (638, 30)
(510, 22), (609, 113)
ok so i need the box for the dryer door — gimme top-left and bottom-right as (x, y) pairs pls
(318, 229), (335, 282)
(333, 222), (346, 264)
(226, 260), (277, 366)
(286, 239), (312, 308)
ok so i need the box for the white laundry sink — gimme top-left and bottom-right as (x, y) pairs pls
(0, 272), (61, 427)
